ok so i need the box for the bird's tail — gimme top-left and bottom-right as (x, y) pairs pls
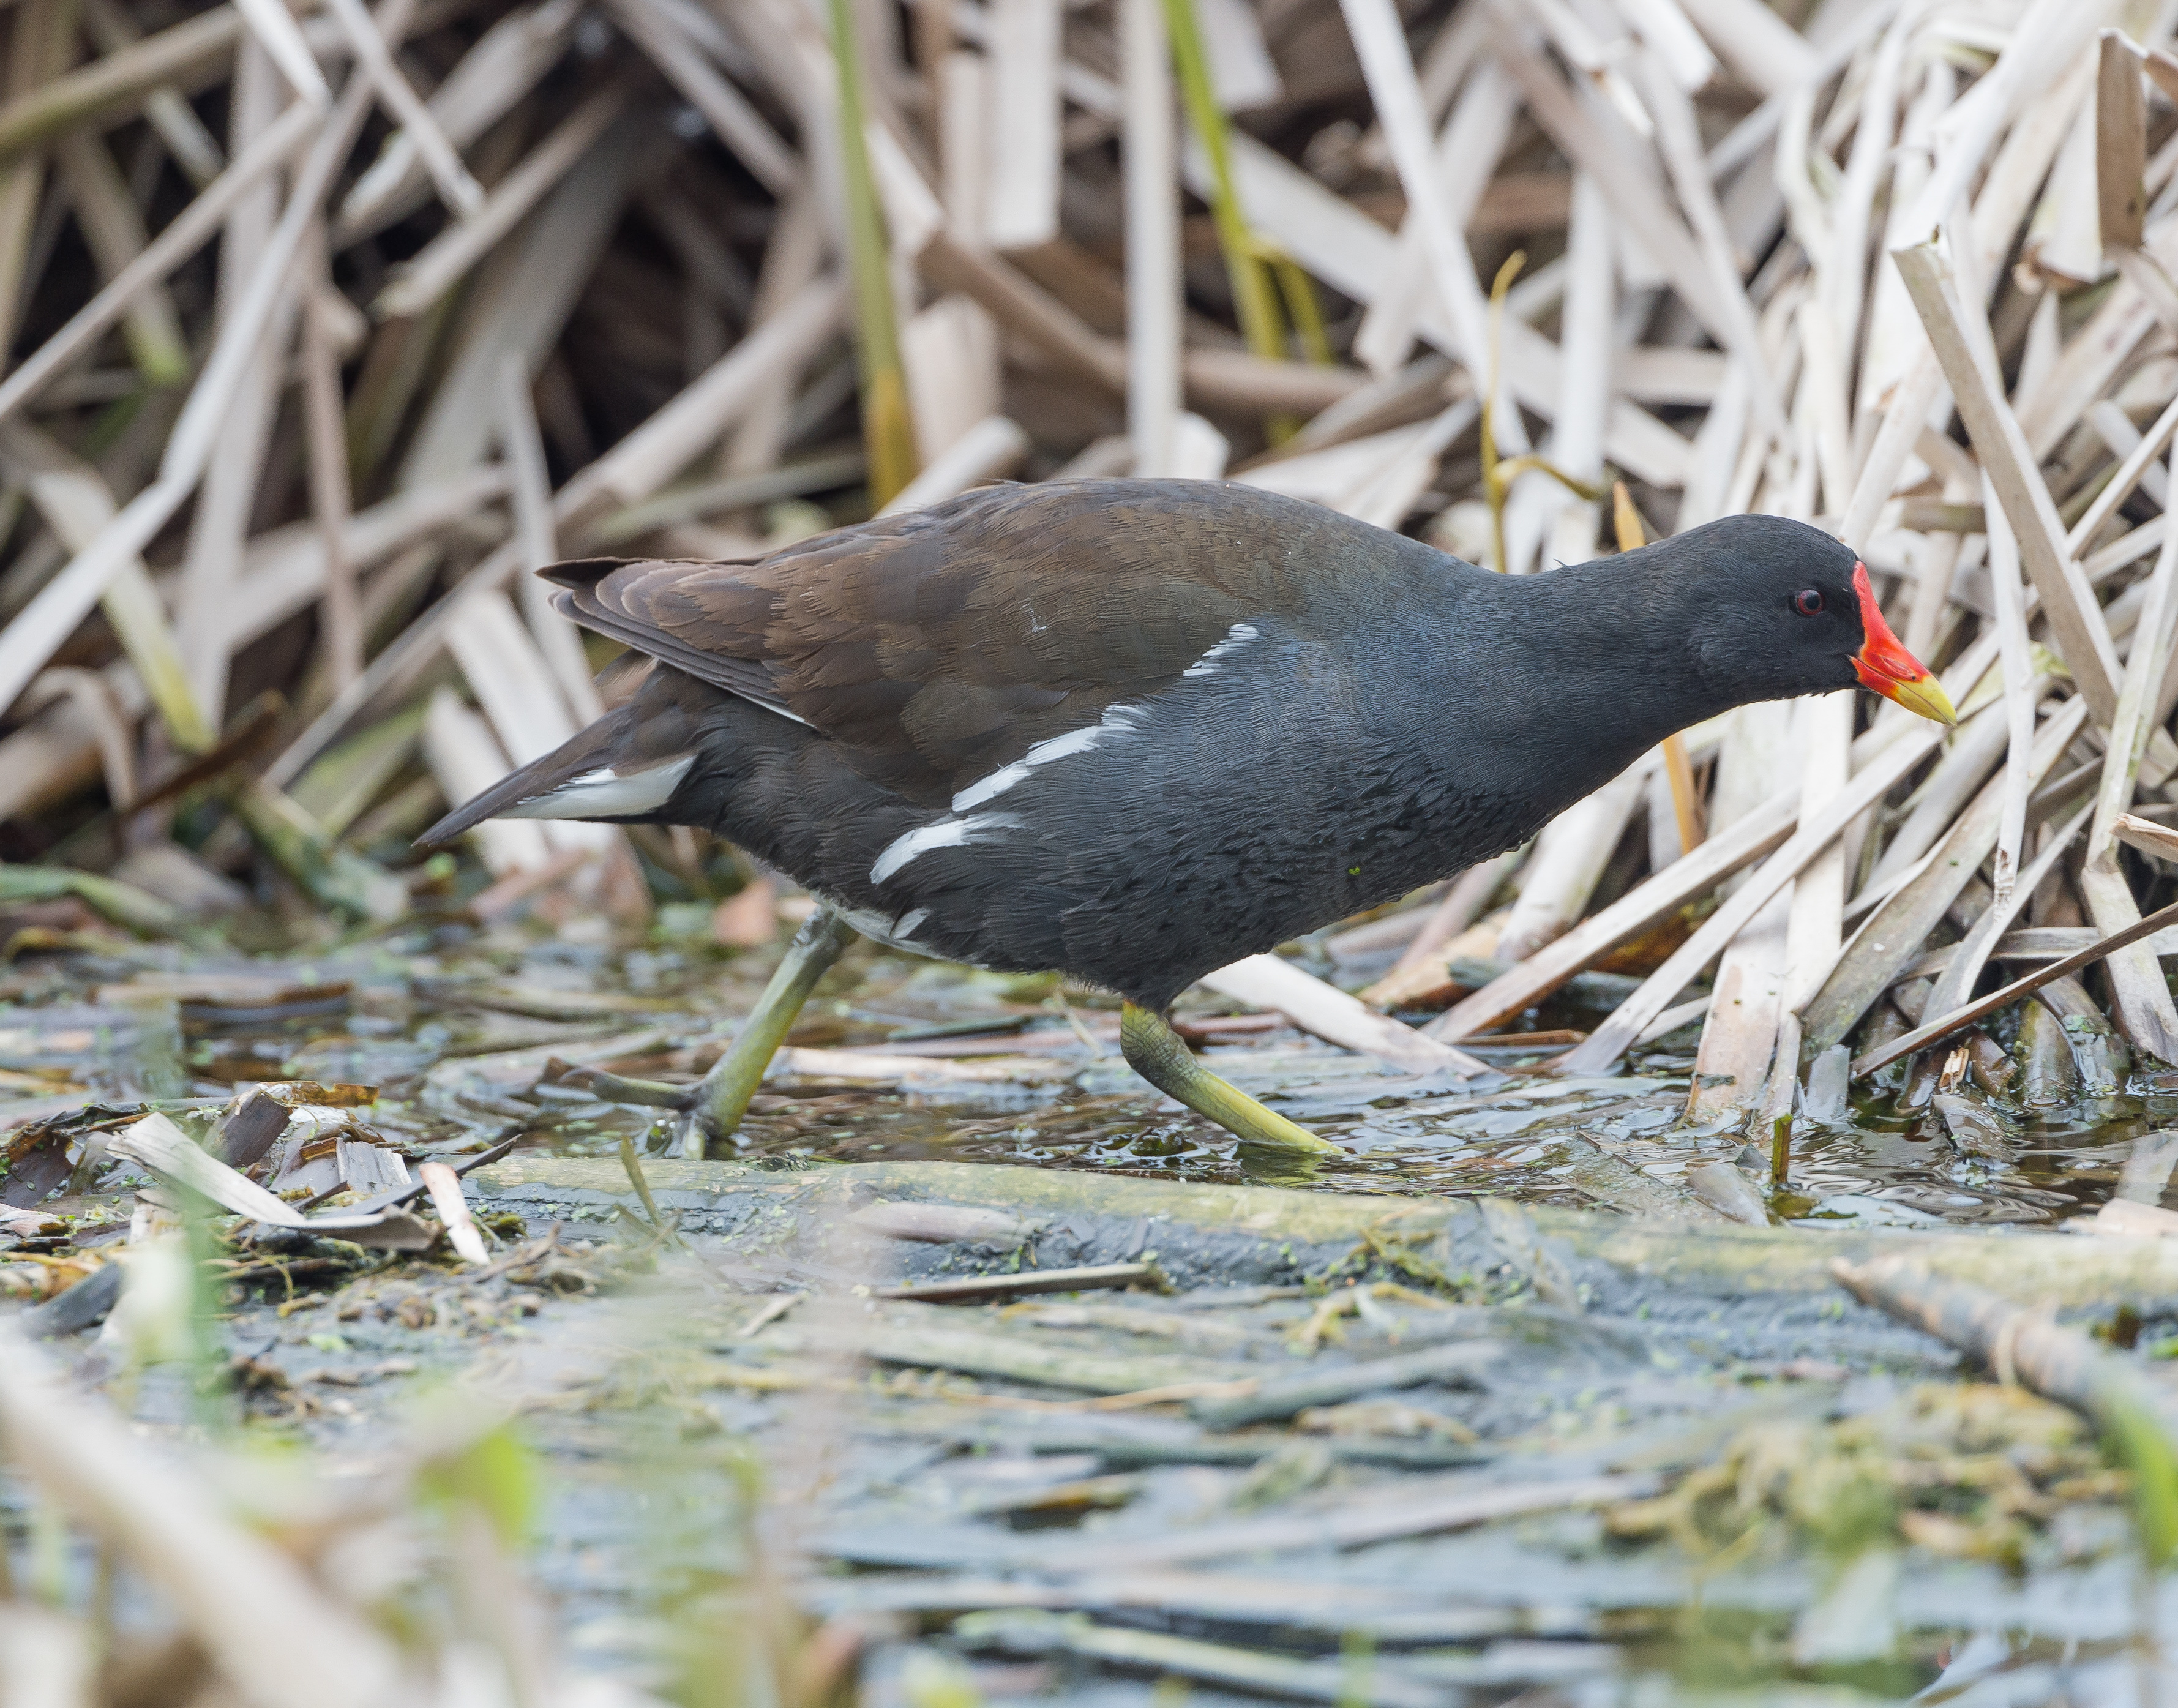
(415, 666), (705, 849)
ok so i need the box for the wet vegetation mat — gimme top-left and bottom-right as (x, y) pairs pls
(13, 924), (2178, 1704)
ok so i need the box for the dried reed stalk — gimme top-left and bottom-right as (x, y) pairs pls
(10, 0), (2178, 1126)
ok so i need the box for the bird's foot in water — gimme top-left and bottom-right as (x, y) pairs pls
(1120, 1001), (1341, 1153)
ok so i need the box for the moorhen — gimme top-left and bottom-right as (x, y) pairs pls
(423, 479), (1955, 1152)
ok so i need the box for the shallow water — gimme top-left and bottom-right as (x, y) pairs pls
(5, 913), (2169, 1230)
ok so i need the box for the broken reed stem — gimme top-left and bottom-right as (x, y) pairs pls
(1982, 473), (2032, 912)
(78, 0), (225, 187)
(1852, 895), (2178, 1079)
(0, 421), (219, 755)
(1891, 238), (2124, 725)
(1609, 481), (1644, 553)
(2089, 440), (2178, 874)
(825, 0), (918, 508)
(320, 0), (482, 219)
(52, 129), (189, 388)
(1481, 251), (1519, 574)
(1614, 479), (1703, 852)
(2069, 389), (2178, 554)
(616, 1132), (668, 1233)
(303, 227), (361, 693)
(0, 0), (73, 360)
(1481, 252), (1603, 574)
(1121, 0), (1180, 477)
(1660, 738), (1703, 853)
(1833, 1255), (2178, 1565)
(102, 563), (217, 756)
(1770, 1112), (1791, 1185)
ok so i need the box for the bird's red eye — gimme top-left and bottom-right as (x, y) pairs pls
(1794, 589), (1825, 616)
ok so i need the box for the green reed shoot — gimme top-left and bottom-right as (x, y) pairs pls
(825, 0), (919, 507)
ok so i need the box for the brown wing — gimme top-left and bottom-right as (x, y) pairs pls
(545, 479), (1345, 804)
(547, 561), (798, 721)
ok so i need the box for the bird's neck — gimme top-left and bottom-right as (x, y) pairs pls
(1506, 554), (1743, 724)
(1438, 557), (1746, 807)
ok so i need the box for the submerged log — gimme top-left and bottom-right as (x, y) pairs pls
(2016, 997), (2080, 1104)
(466, 1156), (2178, 1309)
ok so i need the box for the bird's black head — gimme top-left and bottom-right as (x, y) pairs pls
(1660, 514), (1956, 725)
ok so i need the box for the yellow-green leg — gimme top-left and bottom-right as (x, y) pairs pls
(1120, 1002), (1341, 1153)
(688, 906), (858, 1155)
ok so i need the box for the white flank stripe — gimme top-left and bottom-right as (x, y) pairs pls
(500, 755), (694, 819)
(1182, 621), (1259, 678)
(945, 624), (1252, 815)
(870, 812), (1017, 885)
(872, 818), (970, 882)
(837, 904), (932, 953)
(951, 701), (1149, 812)
(949, 758), (1034, 814)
